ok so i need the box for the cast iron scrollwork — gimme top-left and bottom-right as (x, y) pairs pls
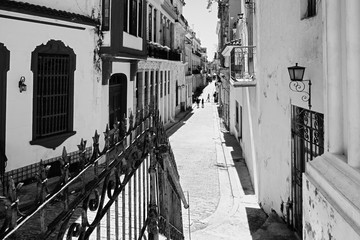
(289, 80), (312, 109)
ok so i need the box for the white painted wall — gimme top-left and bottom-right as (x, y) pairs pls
(123, 32), (143, 51)
(246, 0), (324, 216)
(303, 173), (360, 240)
(302, 0), (360, 238)
(1, 16), (105, 171)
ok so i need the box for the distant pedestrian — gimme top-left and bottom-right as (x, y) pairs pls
(201, 98), (204, 108)
(207, 94), (210, 102)
(196, 98), (200, 108)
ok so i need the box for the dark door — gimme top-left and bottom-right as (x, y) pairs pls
(291, 106), (324, 237)
(109, 74), (127, 128)
(0, 43), (9, 177)
(0, 43), (10, 176)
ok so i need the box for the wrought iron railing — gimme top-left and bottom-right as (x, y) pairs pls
(147, 42), (181, 61)
(0, 100), (188, 239)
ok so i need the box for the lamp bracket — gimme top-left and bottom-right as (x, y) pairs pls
(289, 79), (312, 109)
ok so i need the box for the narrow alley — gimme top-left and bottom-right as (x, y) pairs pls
(168, 81), (298, 240)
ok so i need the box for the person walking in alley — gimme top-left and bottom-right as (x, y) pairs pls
(207, 93), (210, 102)
(196, 98), (200, 108)
(201, 98), (204, 108)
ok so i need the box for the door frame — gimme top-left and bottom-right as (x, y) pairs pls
(0, 43), (10, 176)
(109, 73), (127, 128)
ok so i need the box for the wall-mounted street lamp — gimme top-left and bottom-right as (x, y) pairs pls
(288, 63), (312, 109)
(18, 76), (27, 92)
(245, 0), (255, 13)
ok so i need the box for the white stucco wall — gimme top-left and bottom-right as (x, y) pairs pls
(303, 173), (360, 240)
(253, 0), (324, 215)
(1, 15), (105, 171)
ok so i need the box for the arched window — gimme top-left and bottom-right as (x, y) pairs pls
(30, 40), (76, 149)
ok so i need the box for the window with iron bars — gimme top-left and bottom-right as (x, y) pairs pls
(35, 54), (72, 138)
(30, 40), (76, 149)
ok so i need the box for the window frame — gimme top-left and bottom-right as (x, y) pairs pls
(307, 0), (316, 18)
(129, 0), (138, 36)
(102, 0), (111, 31)
(30, 40), (76, 149)
(148, 5), (153, 41)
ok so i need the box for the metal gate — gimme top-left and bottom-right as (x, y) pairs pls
(0, 100), (188, 239)
(291, 106), (324, 236)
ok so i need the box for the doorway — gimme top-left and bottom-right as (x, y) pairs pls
(109, 74), (127, 128)
(0, 43), (9, 177)
(291, 106), (324, 237)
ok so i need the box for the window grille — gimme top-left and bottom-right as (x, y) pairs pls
(291, 106), (324, 236)
(35, 53), (71, 139)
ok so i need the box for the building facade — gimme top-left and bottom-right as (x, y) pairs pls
(217, 0), (360, 239)
(0, 0), (103, 182)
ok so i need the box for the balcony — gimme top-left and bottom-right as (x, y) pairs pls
(147, 42), (181, 61)
(230, 71), (256, 87)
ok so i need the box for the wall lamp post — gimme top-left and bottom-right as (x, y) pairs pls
(245, 0), (255, 13)
(288, 63), (312, 109)
(18, 76), (27, 93)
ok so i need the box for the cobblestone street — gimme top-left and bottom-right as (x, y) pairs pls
(168, 81), (297, 240)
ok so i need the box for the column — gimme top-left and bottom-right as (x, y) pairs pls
(326, 0), (344, 154)
(346, 0), (360, 167)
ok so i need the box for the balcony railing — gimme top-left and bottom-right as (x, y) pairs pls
(147, 42), (181, 61)
(0, 99), (188, 239)
(230, 71), (256, 87)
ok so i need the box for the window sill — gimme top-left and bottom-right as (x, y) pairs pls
(30, 131), (76, 149)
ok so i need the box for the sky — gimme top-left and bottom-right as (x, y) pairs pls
(182, 0), (218, 61)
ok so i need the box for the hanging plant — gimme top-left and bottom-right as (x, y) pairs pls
(93, 23), (104, 73)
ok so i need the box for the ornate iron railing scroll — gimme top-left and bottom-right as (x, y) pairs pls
(0, 98), (188, 240)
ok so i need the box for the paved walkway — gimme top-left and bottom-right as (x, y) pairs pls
(169, 81), (298, 240)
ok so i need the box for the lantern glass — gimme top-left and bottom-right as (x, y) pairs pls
(288, 63), (305, 81)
